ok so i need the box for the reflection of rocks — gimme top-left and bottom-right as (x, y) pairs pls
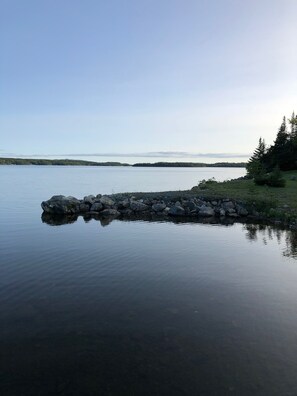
(41, 212), (78, 226)
(41, 211), (239, 227)
(100, 209), (120, 217)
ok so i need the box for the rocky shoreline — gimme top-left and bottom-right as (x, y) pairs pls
(41, 190), (297, 230)
(41, 191), (264, 223)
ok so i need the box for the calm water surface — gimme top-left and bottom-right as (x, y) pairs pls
(1, 166), (297, 395)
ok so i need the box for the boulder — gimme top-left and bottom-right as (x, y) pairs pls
(236, 206), (249, 216)
(183, 200), (197, 211)
(226, 208), (236, 215)
(222, 201), (235, 210)
(100, 196), (115, 208)
(90, 202), (103, 212)
(117, 199), (130, 209)
(79, 203), (90, 212)
(130, 201), (149, 212)
(198, 206), (215, 217)
(83, 195), (96, 204)
(41, 195), (81, 215)
(228, 213), (239, 218)
(152, 203), (166, 212)
(219, 209), (226, 217)
(168, 206), (185, 216)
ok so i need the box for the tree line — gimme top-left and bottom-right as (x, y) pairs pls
(247, 112), (297, 186)
(0, 158), (128, 166)
(133, 162), (246, 167)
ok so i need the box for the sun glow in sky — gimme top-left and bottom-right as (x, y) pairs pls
(0, 0), (296, 163)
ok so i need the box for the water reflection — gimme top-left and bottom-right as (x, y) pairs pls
(42, 213), (297, 259)
(244, 223), (297, 259)
(41, 212), (238, 227)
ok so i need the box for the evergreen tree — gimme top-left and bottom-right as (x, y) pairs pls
(289, 112), (297, 141)
(246, 137), (266, 177)
(265, 116), (288, 170)
(248, 112), (297, 178)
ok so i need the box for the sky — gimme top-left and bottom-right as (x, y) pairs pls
(0, 0), (296, 164)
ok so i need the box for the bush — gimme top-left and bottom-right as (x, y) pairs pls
(254, 174), (268, 186)
(254, 167), (286, 187)
(197, 178), (217, 189)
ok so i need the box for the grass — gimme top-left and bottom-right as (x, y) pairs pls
(191, 170), (297, 222)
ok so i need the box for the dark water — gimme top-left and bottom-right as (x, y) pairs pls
(1, 166), (297, 395)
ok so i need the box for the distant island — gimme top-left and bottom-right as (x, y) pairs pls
(132, 162), (246, 168)
(0, 158), (129, 166)
(0, 157), (246, 168)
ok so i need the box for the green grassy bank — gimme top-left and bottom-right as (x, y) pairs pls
(192, 170), (297, 224)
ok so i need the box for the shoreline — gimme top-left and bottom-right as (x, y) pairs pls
(41, 188), (297, 230)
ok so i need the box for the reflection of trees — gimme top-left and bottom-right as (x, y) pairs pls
(284, 231), (297, 258)
(243, 223), (297, 259)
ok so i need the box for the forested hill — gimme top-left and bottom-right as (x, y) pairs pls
(0, 158), (246, 167)
(133, 162), (246, 167)
(0, 158), (129, 166)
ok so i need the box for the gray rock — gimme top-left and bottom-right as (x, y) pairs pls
(228, 213), (239, 218)
(152, 203), (166, 212)
(90, 202), (103, 212)
(168, 206), (185, 216)
(236, 206), (248, 216)
(163, 207), (170, 215)
(226, 208), (236, 215)
(100, 196), (115, 208)
(119, 208), (133, 216)
(100, 209), (120, 217)
(79, 203), (90, 212)
(41, 195), (81, 215)
(130, 201), (149, 212)
(222, 201), (235, 210)
(83, 195), (96, 204)
(183, 200), (197, 211)
(219, 209), (226, 217)
(117, 199), (130, 209)
(198, 206), (215, 217)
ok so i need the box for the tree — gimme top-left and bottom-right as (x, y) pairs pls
(265, 116), (289, 170)
(289, 112), (297, 141)
(246, 137), (266, 178)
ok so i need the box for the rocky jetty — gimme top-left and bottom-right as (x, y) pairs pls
(41, 192), (254, 221)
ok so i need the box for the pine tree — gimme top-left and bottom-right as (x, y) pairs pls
(246, 137), (266, 177)
(289, 112), (297, 141)
(265, 116), (288, 170)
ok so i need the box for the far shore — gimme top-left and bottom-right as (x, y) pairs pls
(0, 157), (246, 168)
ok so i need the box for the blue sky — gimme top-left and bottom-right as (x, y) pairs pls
(0, 0), (296, 163)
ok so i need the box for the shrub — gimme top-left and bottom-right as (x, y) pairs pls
(266, 167), (286, 187)
(254, 167), (286, 187)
